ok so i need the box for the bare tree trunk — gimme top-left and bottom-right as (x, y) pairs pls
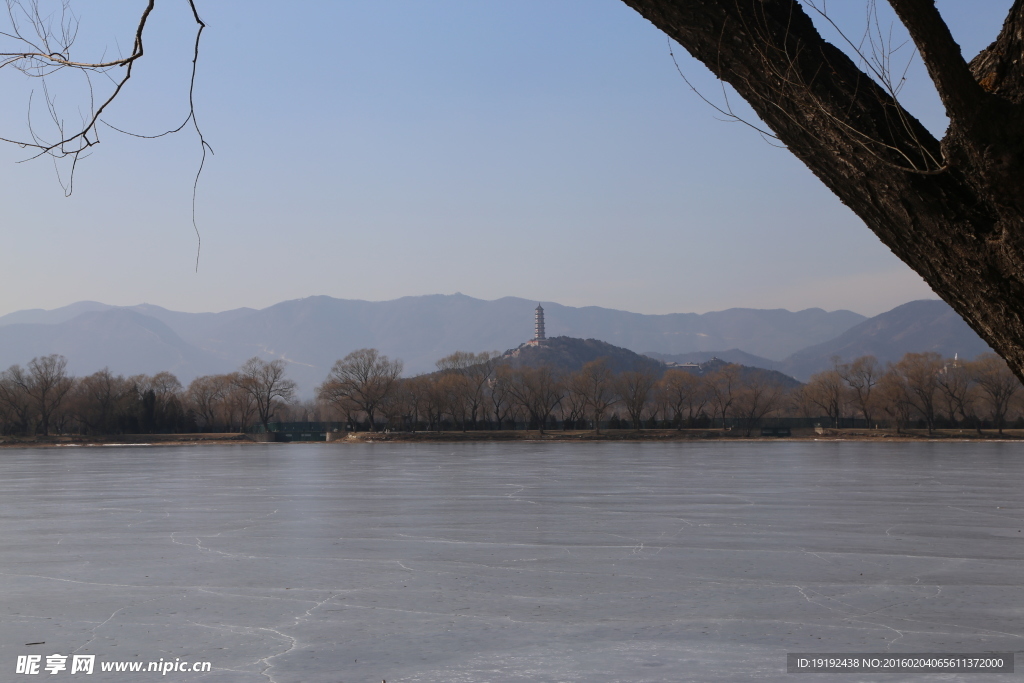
(622, 0), (1024, 380)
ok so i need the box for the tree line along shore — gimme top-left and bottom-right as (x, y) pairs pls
(2, 345), (1024, 443)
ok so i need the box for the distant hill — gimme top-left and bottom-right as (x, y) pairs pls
(677, 357), (803, 390)
(645, 348), (780, 370)
(498, 338), (804, 390)
(0, 294), (866, 394)
(501, 337), (665, 375)
(418, 336), (806, 394)
(646, 300), (992, 382)
(530, 302), (864, 360)
(0, 309), (227, 381)
(0, 301), (114, 326)
(779, 299), (992, 380)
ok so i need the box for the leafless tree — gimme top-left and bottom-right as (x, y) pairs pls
(236, 357), (296, 433)
(186, 373), (230, 431)
(572, 358), (618, 433)
(971, 353), (1022, 435)
(318, 348), (402, 432)
(434, 371), (471, 431)
(732, 369), (786, 437)
(507, 366), (564, 434)
(838, 356), (882, 426)
(220, 373), (254, 432)
(935, 356), (978, 429)
(435, 351), (482, 373)
(877, 367), (916, 434)
(0, 364), (33, 433)
(141, 371), (183, 411)
(888, 352), (943, 433)
(208, 376), (246, 430)
(9, 354), (74, 435)
(562, 369), (590, 430)
(802, 368), (848, 428)
(400, 375), (434, 430)
(123, 371), (187, 433)
(706, 364), (742, 429)
(72, 367), (130, 434)
(321, 390), (360, 432)
(376, 385), (409, 430)
(656, 369), (709, 428)
(488, 365), (515, 430)
(423, 374), (448, 431)
(436, 351), (497, 428)
(614, 367), (658, 430)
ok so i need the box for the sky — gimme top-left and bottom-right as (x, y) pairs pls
(0, 1), (1013, 319)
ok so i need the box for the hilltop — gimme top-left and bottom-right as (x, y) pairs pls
(678, 357), (803, 390)
(645, 348), (779, 370)
(778, 299), (992, 379)
(497, 338), (804, 389)
(501, 337), (665, 375)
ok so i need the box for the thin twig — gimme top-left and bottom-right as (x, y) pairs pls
(0, 0), (209, 267)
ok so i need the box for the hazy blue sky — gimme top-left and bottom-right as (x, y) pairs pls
(0, 1), (1012, 318)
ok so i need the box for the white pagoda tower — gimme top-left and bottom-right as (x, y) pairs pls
(534, 304), (546, 341)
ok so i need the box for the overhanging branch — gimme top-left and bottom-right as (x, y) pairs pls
(887, 0), (986, 126)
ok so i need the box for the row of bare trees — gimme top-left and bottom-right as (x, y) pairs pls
(5, 348), (1023, 437)
(314, 349), (788, 435)
(0, 355), (296, 436)
(800, 353), (1024, 434)
(316, 349), (1024, 435)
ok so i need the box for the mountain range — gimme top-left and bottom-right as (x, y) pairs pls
(777, 299), (993, 377)
(0, 294), (992, 394)
(648, 300), (992, 379)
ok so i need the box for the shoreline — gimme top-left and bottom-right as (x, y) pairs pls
(338, 429), (1024, 444)
(4, 428), (1024, 448)
(0, 433), (254, 448)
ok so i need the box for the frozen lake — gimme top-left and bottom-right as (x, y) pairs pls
(2, 441), (1023, 682)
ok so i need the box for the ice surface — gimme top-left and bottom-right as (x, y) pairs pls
(1, 441), (1022, 682)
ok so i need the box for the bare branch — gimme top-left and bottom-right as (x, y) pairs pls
(0, 1), (204, 168)
(666, 37), (782, 143)
(887, 0), (986, 125)
(0, 0), (208, 266)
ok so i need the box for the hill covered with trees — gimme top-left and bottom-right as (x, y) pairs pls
(501, 337), (665, 375)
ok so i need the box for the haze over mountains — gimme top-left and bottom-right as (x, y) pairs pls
(777, 299), (993, 377)
(0, 294), (990, 394)
(650, 300), (992, 379)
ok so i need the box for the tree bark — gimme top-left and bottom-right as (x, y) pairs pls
(621, 0), (1024, 379)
